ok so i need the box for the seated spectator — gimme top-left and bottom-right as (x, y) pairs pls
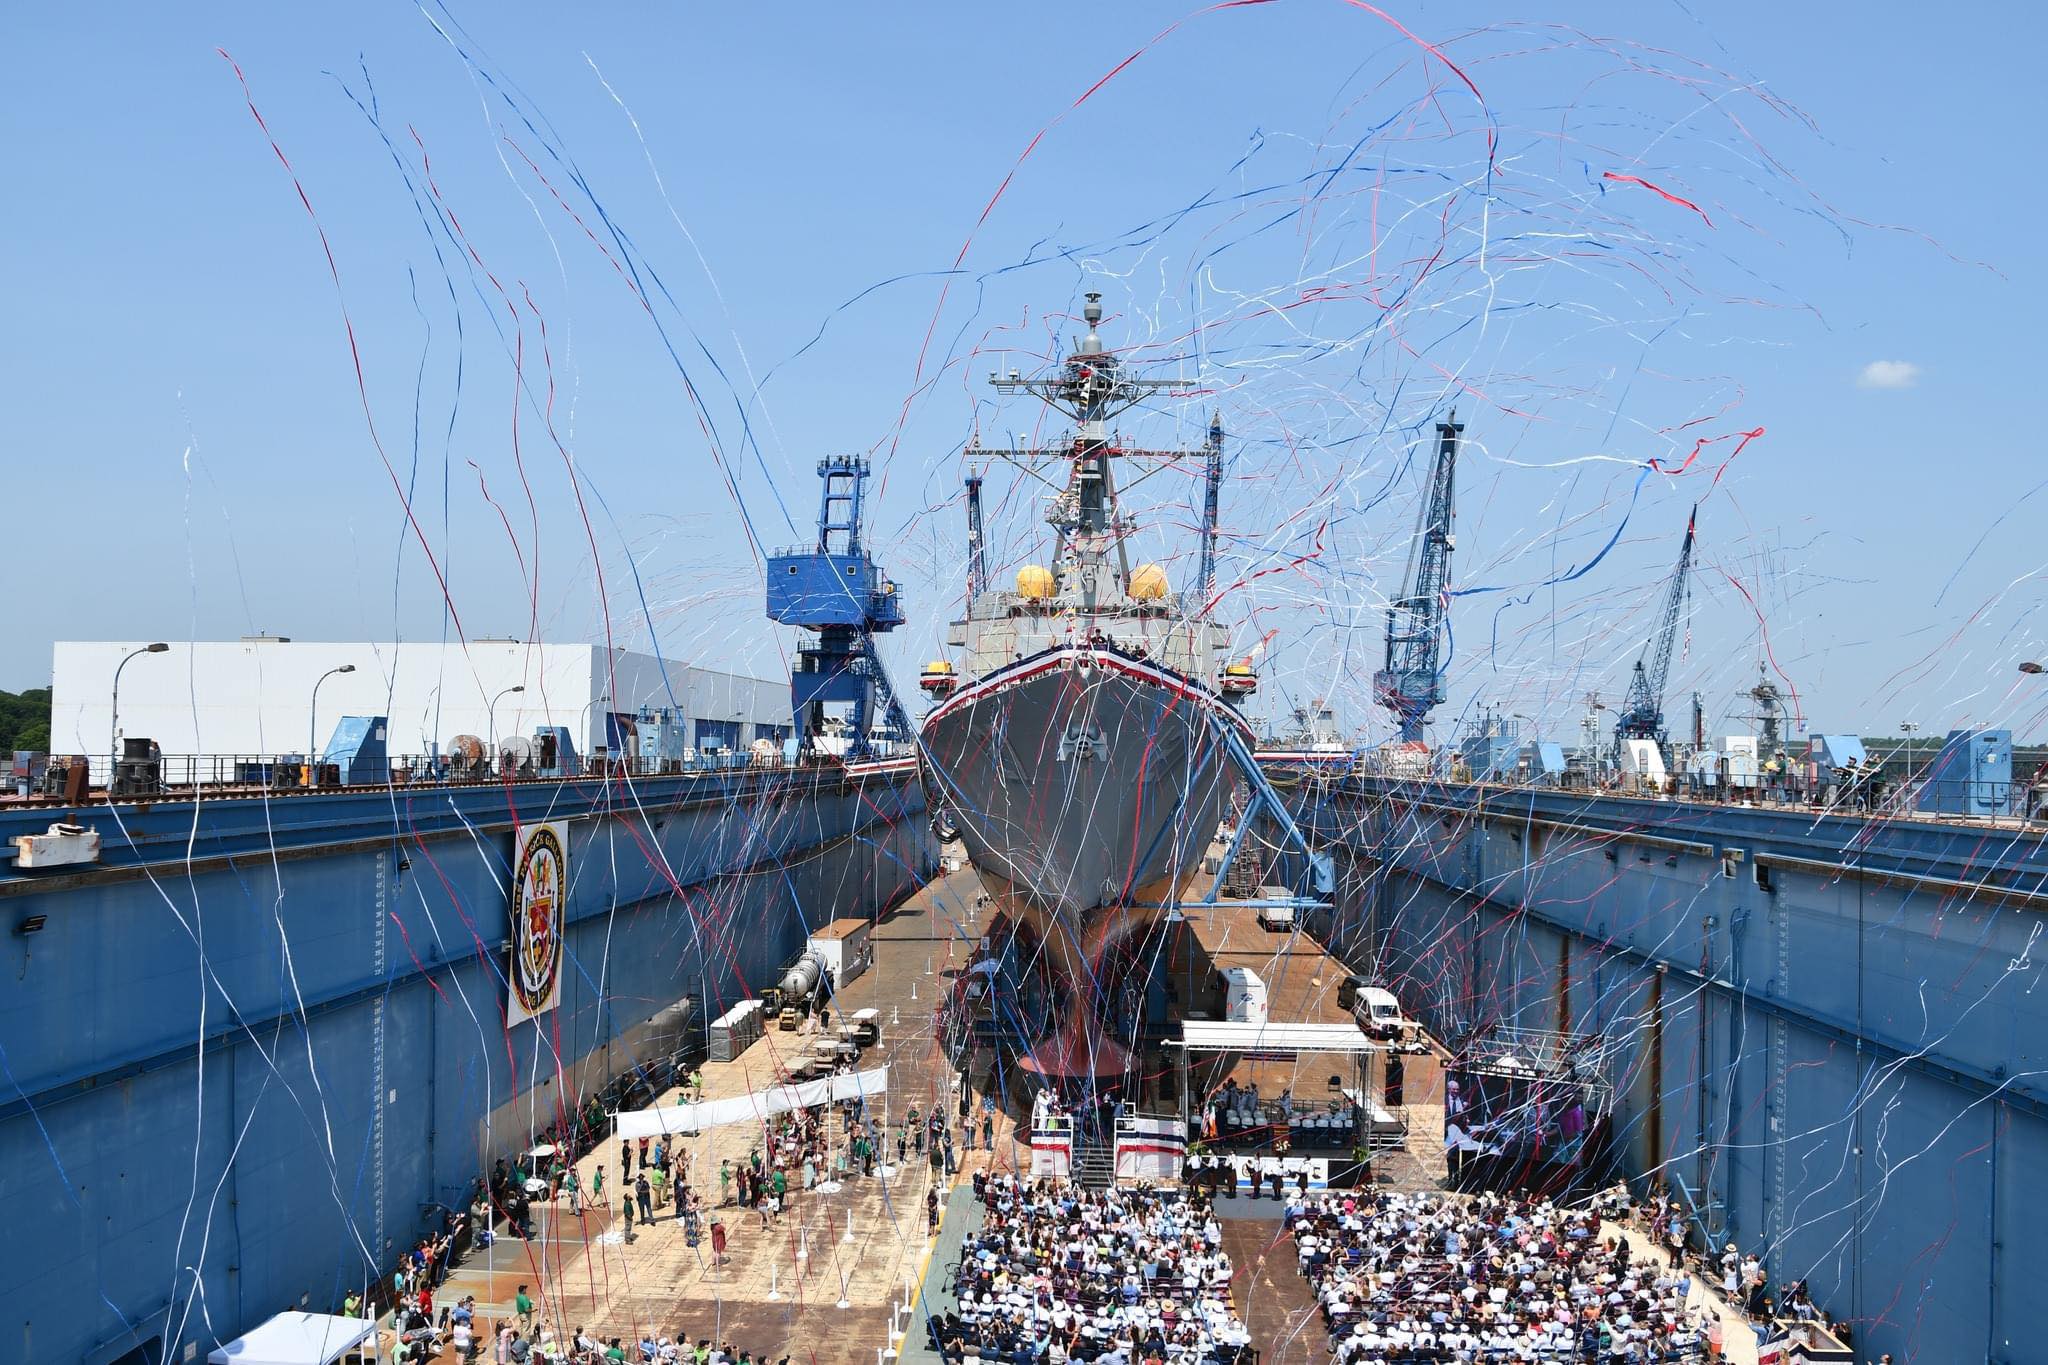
(954, 1174), (1252, 1364)
(1288, 1187), (1706, 1363)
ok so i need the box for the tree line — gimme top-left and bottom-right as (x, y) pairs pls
(0, 687), (51, 754)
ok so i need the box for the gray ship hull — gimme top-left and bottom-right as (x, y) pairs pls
(919, 646), (1245, 931)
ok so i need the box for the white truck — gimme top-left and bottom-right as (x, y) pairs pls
(1254, 883), (1296, 931)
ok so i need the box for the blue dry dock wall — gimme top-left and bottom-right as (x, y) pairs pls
(1293, 778), (2048, 1365)
(0, 766), (930, 1365)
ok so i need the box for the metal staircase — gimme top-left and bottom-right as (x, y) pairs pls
(1071, 1141), (1116, 1190)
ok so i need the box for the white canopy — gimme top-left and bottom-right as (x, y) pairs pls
(208, 1312), (374, 1365)
(1170, 1021), (1381, 1054)
(613, 1064), (888, 1139)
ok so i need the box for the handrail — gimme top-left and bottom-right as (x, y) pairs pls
(2, 747), (888, 807)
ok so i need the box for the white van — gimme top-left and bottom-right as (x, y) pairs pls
(1222, 967), (1269, 1024)
(1353, 986), (1406, 1039)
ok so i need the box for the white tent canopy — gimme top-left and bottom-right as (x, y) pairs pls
(1170, 1021), (1381, 1054)
(208, 1312), (374, 1365)
(613, 1065), (888, 1140)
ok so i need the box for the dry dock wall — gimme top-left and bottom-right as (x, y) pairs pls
(0, 767), (931, 1365)
(1293, 779), (2048, 1365)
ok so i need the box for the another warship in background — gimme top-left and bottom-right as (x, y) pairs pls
(916, 292), (1259, 1074)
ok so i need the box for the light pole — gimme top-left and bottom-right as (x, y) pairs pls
(489, 685), (526, 761)
(308, 664), (357, 783)
(110, 642), (169, 777)
(576, 696), (611, 771)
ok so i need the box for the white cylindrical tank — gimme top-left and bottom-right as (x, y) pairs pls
(779, 951), (826, 1001)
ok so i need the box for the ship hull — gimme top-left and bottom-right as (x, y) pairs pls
(920, 645), (1245, 955)
(921, 647), (1246, 1075)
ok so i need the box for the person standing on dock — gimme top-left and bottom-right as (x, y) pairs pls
(515, 1284), (535, 1334)
(635, 1172), (652, 1224)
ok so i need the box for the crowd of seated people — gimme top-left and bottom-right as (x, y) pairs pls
(937, 1172), (1253, 1365)
(1288, 1189), (1708, 1363)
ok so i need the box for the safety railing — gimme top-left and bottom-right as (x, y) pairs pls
(1440, 770), (2045, 825)
(9, 747), (838, 804)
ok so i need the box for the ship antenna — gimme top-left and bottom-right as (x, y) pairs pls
(1080, 291), (1103, 355)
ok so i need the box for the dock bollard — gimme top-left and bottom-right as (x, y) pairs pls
(843, 1211), (856, 1244)
(768, 1264), (782, 1302)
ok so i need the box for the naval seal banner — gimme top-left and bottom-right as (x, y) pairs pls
(507, 821), (568, 1026)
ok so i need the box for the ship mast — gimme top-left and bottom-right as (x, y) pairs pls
(989, 292), (1186, 611)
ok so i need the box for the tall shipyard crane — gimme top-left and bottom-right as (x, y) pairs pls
(1196, 411), (1224, 609)
(1617, 507), (1698, 745)
(766, 455), (909, 760)
(963, 471), (988, 603)
(1374, 414), (1463, 742)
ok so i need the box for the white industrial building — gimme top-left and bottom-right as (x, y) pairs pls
(48, 639), (791, 762)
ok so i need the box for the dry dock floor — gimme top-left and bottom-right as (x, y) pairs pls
(436, 867), (1017, 1364)
(428, 872), (1472, 1363)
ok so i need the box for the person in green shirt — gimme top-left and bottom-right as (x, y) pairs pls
(515, 1284), (535, 1333)
(718, 1159), (733, 1206)
(606, 1339), (628, 1361)
(592, 1164), (605, 1200)
(341, 1291), (361, 1318)
(564, 1168), (582, 1214)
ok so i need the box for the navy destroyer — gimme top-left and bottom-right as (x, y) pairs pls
(917, 292), (1257, 1072)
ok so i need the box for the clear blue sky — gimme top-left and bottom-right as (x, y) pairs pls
(4, 1), (2043, 744)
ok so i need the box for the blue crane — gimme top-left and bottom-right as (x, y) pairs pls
(1374, 414), (1462, 742)
(1196, 411), (1224, 609)
(963, 471), (988, 603)
(1617, 507), (1698, 743)
(765, 456), (909, 760)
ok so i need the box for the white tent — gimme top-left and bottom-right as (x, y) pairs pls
(613, 1065), (888, 1139)
(208, 1312), (374, 1365)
